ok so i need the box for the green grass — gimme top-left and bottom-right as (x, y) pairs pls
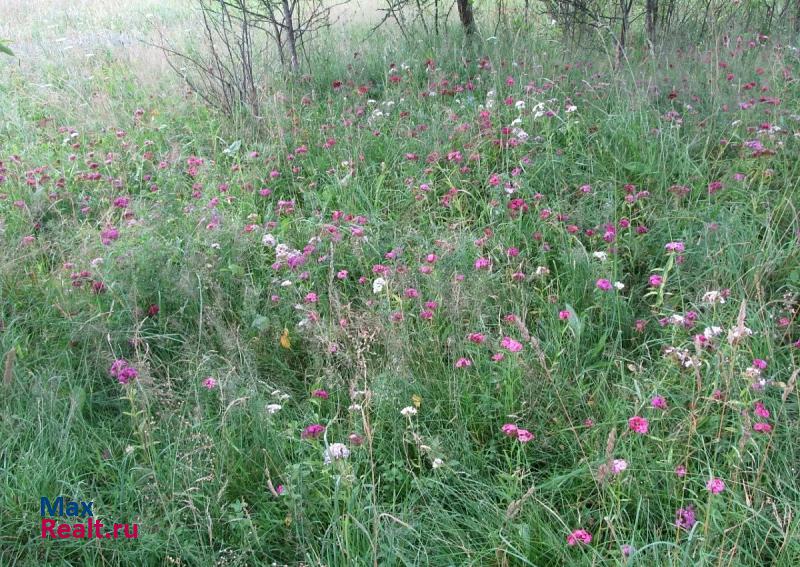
(1, 5), (799, 566)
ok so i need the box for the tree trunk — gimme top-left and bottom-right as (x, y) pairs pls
(796, 0), (800, 32)
(616, 0), (631, 68)
(646, 0), (658, 50)
(456, 0), (476, 35)
(281, 0), (299, 73)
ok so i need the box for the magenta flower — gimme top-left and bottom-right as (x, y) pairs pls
(753, 402), (770, 418)
(301, 424), (325, 439)
(650, 396), (667, 410)
(706, 477), (725, 494)
(665, 241), (685, 253)
(312, 389), (329, 400)
(468, 332), (487, 344)
(753, 422), (772, 433)
(517, 429), (534, 443)
(596, 278), (612, 291)
(752, 358), (767, 370)
(109, 359), (138, 385)
(558, 310), (570, 320)
(501, 423), (518, 437)
(566, 529), (592, 546)
(500, 336), (523, 353)
(675, 506), (696, 530)
(628, 415), (649, 434)
(474, 257), (491, 270)
(648, 274), (664, 287)
(675, 465), (687, 477)
(202, 377), (217, 389)
(455, 357), (472, 368)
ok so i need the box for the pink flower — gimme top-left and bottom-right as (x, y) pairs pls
(675, 464), (687, 477)
(753, 402), (770, 418)
(468, 332), (487, 344)
(675, 506), (696, 530)
(301, 424), (325, 439)
(491, 352), (505, 362)
(312, 389), (329, 400)
(336, 270), (348, 279)
(474, 257), (491, 270)
(404, 288), (420, 298)
(500, 336), (523, 353)
(517, 429), (534, 443)
(596, 278), (612, 291)
(648, 274), (664, 287)
(650, 396), (667, 410)
(752, 358), (767, 370)
(567, 529), (592, 546)
(665, 241), (685, 253)
(706, 477), (725, 494)
(202, 377), (217, 389)
(501, 423), (518, 437)
(305, 292), (318, 303)
(558, 310), (570, 320)
(628, 415), (649, 434)
(611, 459), (628, 474)
(455, 357), (472, 368)
(753, 422), (772, 433)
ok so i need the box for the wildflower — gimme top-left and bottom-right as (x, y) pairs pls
(592, 251), (608, 262)
(558, 310), (570, 320)
(491, 352), (505, 362)
(372, 277), (387, 293)
(455, 357), (472, 368)
(596, 278), (612, 291)
(266, 404), (282, 414)
(323, 443), (350, 464)
(312, 389), (329, 400)
(474, 257), (491, 270)
(754, 402), (770, 418)
(753, 422), (772, 433)
(675, 506), (696, 530)
(305, 292), (318, 303)
(628, 416), (649, 434)
(468, 332), (487, 344)
(611, 459), (628, 474)
(675, 465), (687, 477)
(665, 241), (685, 253)
(404, 287), (420, 298)
(651, 396), (667, 410)
(535, 266), (550, 276)
(752, 358), (767, 370)
(567, 529), (592, 546)
(613, 281), (625, 290)
(649, 274), (664, 287)
(400, 406), (417, 417)
(702, 290), (726, 304)
(706, 477), (725, 494)
(432, 457), (444, 469)
(501, 423), (518, 437)
(202, 377), (217, 389)
(336, 270), (348, 279)
(500, 336), (523, 353)
(301, 424), (325, 439)
(109, 359), (138, 385)
(621, 544), (634, 557)
(517, 429), (534, 443)
(349, 433), (364, 445)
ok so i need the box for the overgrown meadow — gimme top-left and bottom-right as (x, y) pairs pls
(1, 3), (800, 565)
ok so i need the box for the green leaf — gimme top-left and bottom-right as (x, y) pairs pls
(0, 41), (14, 56)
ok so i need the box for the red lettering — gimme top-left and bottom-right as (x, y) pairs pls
(113, 523), (122, 538)
(123, 524), (138, 539)
(41, 518), (57, 538)
(57, 524), (71, 538)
